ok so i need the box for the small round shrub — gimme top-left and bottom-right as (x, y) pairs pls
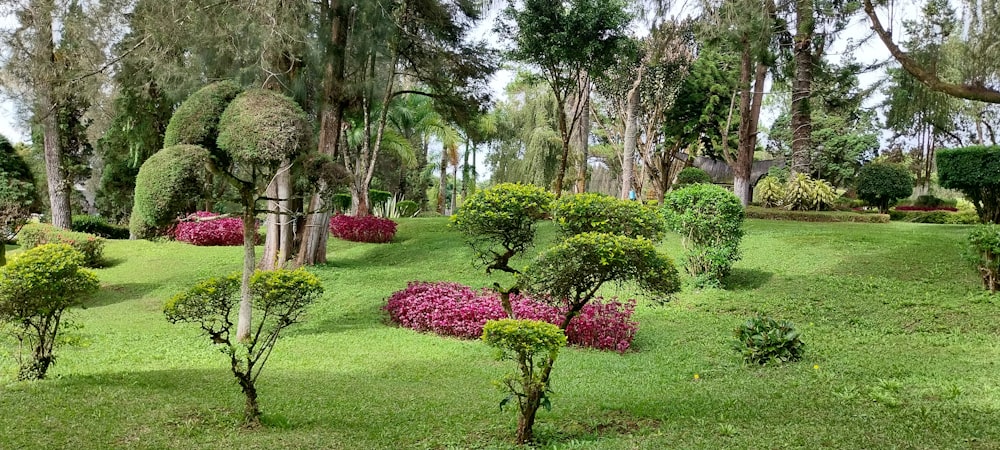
(217, 89), (311, 166)
(663, 183), (745, 287)
(329, 214), (397, 243)
(551, 193), (666, 241)
(451, 183), (554, 269)
(17, 223), (105, 268)
(396, 200), (420, 217)
(734, 315), (804, 365)
(130, 145), (211, 238)
(174, 212), (246, 246)
(163, 81), (242, 150)
(674, 167), (712, 186)
(856, 162), (914, 213)
(937, 146), (1000, 223)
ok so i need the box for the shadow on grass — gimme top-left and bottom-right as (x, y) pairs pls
(722, 268), (774, 291)
(88, 282), (161, 308)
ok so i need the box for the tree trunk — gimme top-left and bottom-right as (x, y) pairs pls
(238, 373), (261, 427)
(437, 146), (448, 214)
(33, 0), (71, 229)
(516, 390), (542, 445)
(571, 73), (591, 194)
(790, 0), (814, 176)
(553, 88), (571, 198)
(260, 184), (280, 271)
(237, 189), (256, 342)
(622, 75), (641, 199)
(351, 181), (371, 217)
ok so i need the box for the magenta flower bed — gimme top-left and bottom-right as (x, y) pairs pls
(329, 214), (397, 243)
(384, 281), (640, 353)
(894, 205), (959, 212)
(174, 211), (246, 246)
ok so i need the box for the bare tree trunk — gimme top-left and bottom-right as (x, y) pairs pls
(790, 0), (814, 176)
(277, 167), (292, 265)
(734, 45), (767, 206)
(237, 188), (256, 342)
(571, 73), (590, 194)
(621, 75), (641, 199)
(554, 107), (571, 198)
(437, 145), (447, 214)
(32, 0), (71, 229)
(260, 183), (280, 270)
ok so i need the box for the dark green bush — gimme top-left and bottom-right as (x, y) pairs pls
(370, 190), (392, 212)
(663, 184), (745, 287)
(163, 81), (242, 150)
(130, 145), (211, 239)
(332, 193), (352, 213)
(674, 167), (712, 186)
(856, 162), (914, 213)
(968, 224), (1000, 293)
(0, 244), (100, 379)
(746, 206), (890, 223)
(551, 193), (666, 241)
(0, 135), (37, 259)
(914, 195), (956, 208)
(216, 89), (311, 166)
(451, 183), (554, 272)
(18, 222), (105, 267)
(396, 200), (420, 217)
(72, 215), (129, 239)
(734, 316), (804, 365)
(888, 209), (979, 224)
(937, 146), (1000, 223)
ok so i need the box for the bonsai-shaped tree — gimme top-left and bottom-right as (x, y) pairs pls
(856, 162), (914, 213)
(937, 145), (1000, 223)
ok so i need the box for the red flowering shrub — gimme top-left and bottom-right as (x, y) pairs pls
(329, 214), (397, 243)
(174, 211), (246, 246)
(384, 281), (639, 353)
(894, 205), (959, 212)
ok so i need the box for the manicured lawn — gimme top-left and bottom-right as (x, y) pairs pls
(1, 218), (998, 449)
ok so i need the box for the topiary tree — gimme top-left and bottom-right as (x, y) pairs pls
(663, 183), (745, 288)
(163, 80), (242, 151)
(165, 268), (323, 426)
(129, 145), (211, 238)
(674, 166), (712, 187)
(551, 193), (666, 241)
(0, 244), (99, 380)
(855, 162), (913, 214)
(937, 146), (1000, 223)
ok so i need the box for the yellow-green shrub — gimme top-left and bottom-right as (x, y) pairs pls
(17, 222), (105, 267)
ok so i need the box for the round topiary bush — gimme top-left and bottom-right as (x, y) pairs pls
(216, 89), (311, 166)
(163, 81), (242, 150)
(663, 183), (745, 287)
(937, 146), (1000, 223)
(551, 192), (666, 241)
(856, 162), (913, 213)
(451, 183), (554, 270)
(130, 145), (211, 239)
(674, 167), (712, 186)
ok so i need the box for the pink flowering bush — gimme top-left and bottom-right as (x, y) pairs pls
(329, 214), (397, 243)
(174, 211), (246, 246)
(384, 281), (639, 353)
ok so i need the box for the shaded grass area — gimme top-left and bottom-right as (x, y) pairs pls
(1, 218), (998, 449)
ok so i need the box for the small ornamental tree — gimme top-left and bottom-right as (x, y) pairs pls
(663, 184), (745, 288)
(0, 244), (99, 380)
(855, 162), (913, 213)
(968, 224), (1000, 292)
(937, 146), (1000, 223)
(674, 167), (712, 187)
(129, 145), (212, 238)
(551, 193), (666, 241)
(164, 269), (323, 426)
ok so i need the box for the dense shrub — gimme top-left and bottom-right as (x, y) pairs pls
(894, 205), (959, 212)
(174, 212), (247, 246)
(937, 146), (1000, 223)
(217, 89), (311, 166)
(746, 206), (890, 223)
(888, 209), (979, 224)
(968, 224), (1000, 293)
(0, 244), (99, 380)
(734, 316), (804, 365)
(754, 176), (784, 208)
(384, 281), (641, 353)
(551, 193), (666, 241)
(663, 184), (745, 287)
(331, 193), (352, 213)
(856, 162), (913, 213)
(329, 214), (397, 243)
(71, 215), (129, 239)
(396, 200), (420, 217)
(913, 195), (956, 209)
(130, 145), (211, 238)
(163, 80), (242, 150)
(783, 174), (838, 211)
(18, 222), (105, 267)
(451, 183), (554, 271)
(370, 190), (392, 212)
(674, 167), (712, 186)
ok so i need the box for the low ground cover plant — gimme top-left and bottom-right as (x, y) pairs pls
(329, 214), (397, 243)
(894, 205), (959, 212)
(734, 315), (804, 365)
(17, 222), (105, 267)
(173, 212), (246, 246)
(385, 281), (639, 353)
(888, 209), (979, 224)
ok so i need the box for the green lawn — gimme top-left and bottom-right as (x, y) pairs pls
(1, 218), (998, 449)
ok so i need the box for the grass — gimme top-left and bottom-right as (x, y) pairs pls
(1, 218), (999, 449)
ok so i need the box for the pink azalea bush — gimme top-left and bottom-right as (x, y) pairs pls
(384, 281), (639, 353)
(329, 214), (397, 243)
(174, 211), (245, 246)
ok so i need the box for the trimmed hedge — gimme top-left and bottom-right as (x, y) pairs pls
(888, 209), (980, 224)
(937, 145), (1000, 223)
(17, 223), (105, 267)
(746, 206), (890, 223)
(71, 215), (129, 239)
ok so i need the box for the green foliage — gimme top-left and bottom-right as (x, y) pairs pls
(130, 145), (212, 239)
(396, 200), (419, 217)
(216, 89), (311, 166)
(754, 175), (785, 208)
(163, 81), (242, 150)
(914, 195), (956, 208)
(370, 190), (392, 213)
(0, 135), (37, 252)
(662, 184), (745, 287)
(856, 162), (914, 213)
(165, 268), (323, 425)
(782, 174), (837, 211)
(0, 244), (99, 379)
(889, 210), (980, 224)
(968, 224), (1000, 292)
(550, 193), (666, 241)
(936, 146), (1000, 223)
(451, 183), (554, 272)
(746, 206), (890, 223)
(17, 223), (105, 268)
(662, 49), (740, 156)
(71, 215), (129, 239)
(734, 316), (805, 365)
(332, 193), (352, 213)
(675, 167), (712, 186)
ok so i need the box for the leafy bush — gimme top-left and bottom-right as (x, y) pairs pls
(734, 316), (804, 365)
(888, 209), (979, 224)
(329, 214), (397, 243)
(674, 167), (712, 186)
(165, 268), (323, 426)
(370, 190), (392, 213)
(130, 145), (211, 239)
(782, 174), (838, 211)
(913, 195), (956, 208)
(385, 281), (640, 353)
(894, 205), (959, 212)
(746, 206), (890, 223)
(71, 215), (129, 239)
(396, 200), (420, 217)
(968, 224), (1000, 293)
(17, 222), (105, 267)
(0, 244), (99, 379)
(174, 212), (247, 246)
(937, 146), (1000, 223)
(663, 184), (745, 287)
(551, 193), (666, 241)
(217, 89), (311, 166)
(332, 193), (352, 213)
(451, 183), (554, 272)
(163, 80), (242, 150)
(856, 162), (914, 213)
(754, 175), (784, 208)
